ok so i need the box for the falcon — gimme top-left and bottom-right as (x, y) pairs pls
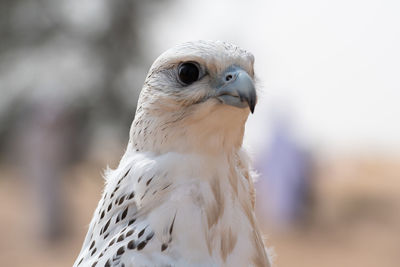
(74, 40), (271, 267)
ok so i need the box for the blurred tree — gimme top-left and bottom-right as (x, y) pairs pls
(0, 0), (168, 241)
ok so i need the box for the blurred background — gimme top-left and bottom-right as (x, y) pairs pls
(0, 0), (399, 266)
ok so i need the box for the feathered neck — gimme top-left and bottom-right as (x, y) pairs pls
(128, 92), (249, 156)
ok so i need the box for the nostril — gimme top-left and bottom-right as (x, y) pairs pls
(225, 74), (233, 81)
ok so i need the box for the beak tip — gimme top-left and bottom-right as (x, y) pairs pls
(248, 98), (256, 114)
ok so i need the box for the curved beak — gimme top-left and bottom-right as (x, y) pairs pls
(215, 66), (257, 113)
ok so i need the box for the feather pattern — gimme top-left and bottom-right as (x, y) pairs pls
(74, 40), (271, 267)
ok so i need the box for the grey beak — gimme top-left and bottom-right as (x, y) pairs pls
(215, 66), (257, 113)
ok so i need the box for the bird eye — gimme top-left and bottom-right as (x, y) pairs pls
(178, 62), (200, 85)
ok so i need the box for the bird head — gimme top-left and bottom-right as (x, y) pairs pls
(130, 40), (257, 154)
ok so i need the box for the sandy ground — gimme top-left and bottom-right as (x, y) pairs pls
(0, 156), (399, 267)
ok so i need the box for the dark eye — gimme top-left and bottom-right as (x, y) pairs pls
(178, 62), (200, 85)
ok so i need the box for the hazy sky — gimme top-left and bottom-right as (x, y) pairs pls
(147, 0), (400, 154)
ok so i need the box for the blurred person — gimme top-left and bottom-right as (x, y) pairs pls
(14, 98), (87, 241)
(256, 113), (313, 229)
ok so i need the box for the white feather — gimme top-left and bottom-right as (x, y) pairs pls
(74, 40), (271, 267)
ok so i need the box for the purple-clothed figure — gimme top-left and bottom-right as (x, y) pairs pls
(256, 117), (312, 228)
